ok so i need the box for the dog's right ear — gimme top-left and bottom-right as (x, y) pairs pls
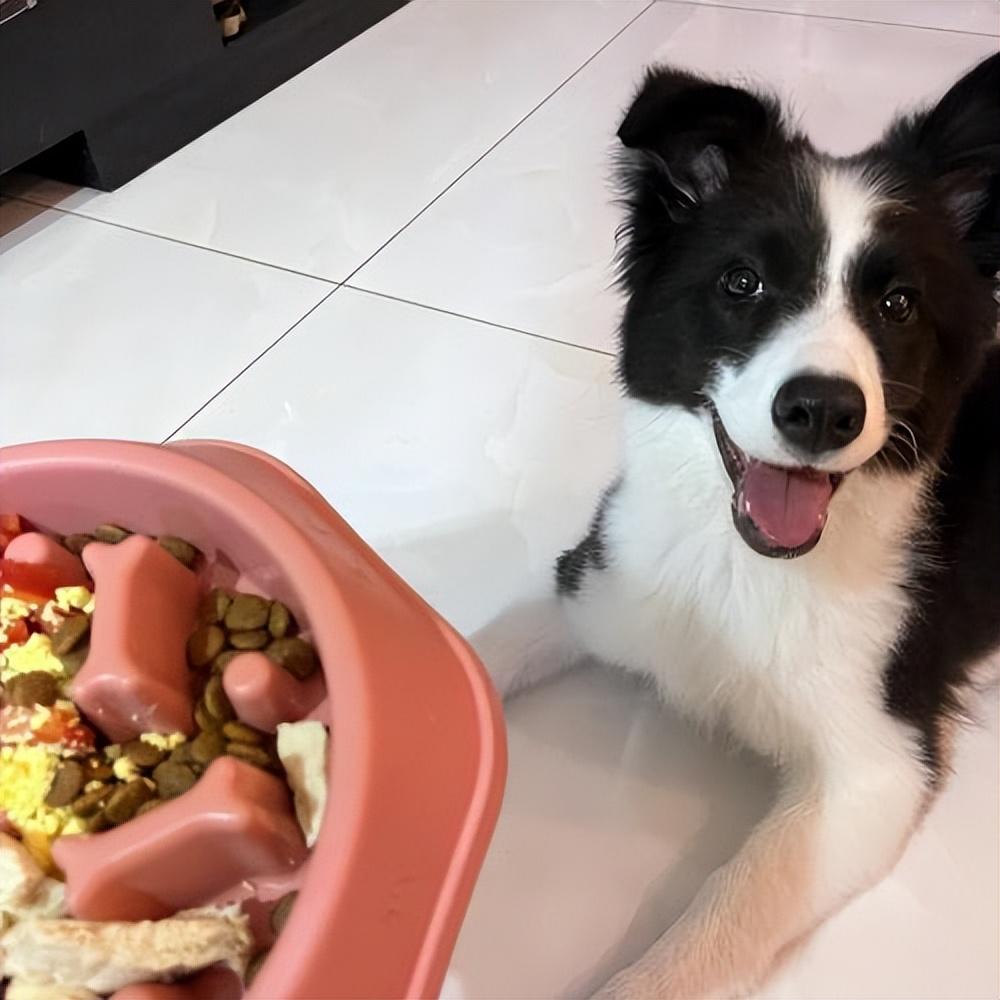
(877, 53), (1000, 277)
(617, 67), (783, 220)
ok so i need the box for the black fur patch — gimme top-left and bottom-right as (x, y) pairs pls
(843, 202), (997, 472)
(556, 481), (621, 596)
(613, 67), (826, 407)
(845, 52), (1000, 473)
(886, 347), (1000, 775)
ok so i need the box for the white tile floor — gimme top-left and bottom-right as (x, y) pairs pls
(2, 1), (998, 997)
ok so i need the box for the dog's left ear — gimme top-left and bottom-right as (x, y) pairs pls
(617, 66), (784, 220)
(881, 53), (1000, 273)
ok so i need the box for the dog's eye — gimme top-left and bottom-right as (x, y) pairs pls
(722, 267), (763, 298)
(880, 288), (918, 324)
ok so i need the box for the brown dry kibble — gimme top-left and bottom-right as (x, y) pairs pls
(187, 625), (226, 668)
(71, 784), (114, 817)
(270, 891), (298, 935)
(190, 729), (226, 766)
(135, 798), (162, 818)
(82, 812), (111, 834)
(158, 535), (200, 569)
(104, 780), (155, 826)
(152, 760), (197, 799)
(225, 742), (273, 769)
(122, 739), (165, 769)
(57, 642), (90, 677)
(229, 629), (269, 651)
(93, 523), (131, 544)
(50, 614), (91, 656)
(221, 721), (263, 745)
(168, 742), (195, 767)
(266, 637), (318, 681)
(85, 757), (115, 782)
(193, 699), (218, 732)
(267, 601), (293, 640)
(224, 593), (270, 632)
(212, 650), (240, 674)
(4, 671), (60, 707)
(63, 533), (95, 556)
(45, 760), (86, 807)
(198, 588), (232, 625)
(204, 674), (235, 722)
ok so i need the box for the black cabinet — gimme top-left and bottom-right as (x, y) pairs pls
(0, 0), (405, 190)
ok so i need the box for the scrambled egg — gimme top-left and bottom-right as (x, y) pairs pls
(0, 593), (176, 876)
(1, 596), (32, 627)
(54, 587), (95, 615)
(139, 732), (186, 751)
(1, 634), (66, 684)
(37, 587), (95, 632)
(111, 756), (139, 782)
(1, 620), (85, 872)
(1, 589), (93, 678)
(0, 745), (87, 872)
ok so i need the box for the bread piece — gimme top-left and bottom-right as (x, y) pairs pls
(276, 720), (328, 847)
(7, 978), (99, 1000)
(0, 833), (44, 910)
(1, 905), (252, 993)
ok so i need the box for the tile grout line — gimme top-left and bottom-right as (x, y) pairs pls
(3, 0), (657, 291)
(343, 282), (616, 359)
(159, 284), (343, 443)
(161, 278), (615, 446)
(150, 0), (653, 439)
(3, 194), (339, 286)
(334, 0), (658, 288)
(668, 0), (1000, 38)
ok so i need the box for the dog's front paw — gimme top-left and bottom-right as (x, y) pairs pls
(590, 965), (657, 1000)
(589, 945), (741, 1000)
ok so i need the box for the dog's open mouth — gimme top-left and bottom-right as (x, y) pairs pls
(709, 406), (845, 559)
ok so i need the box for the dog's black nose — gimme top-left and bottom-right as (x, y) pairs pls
(772, 375), (866, 454)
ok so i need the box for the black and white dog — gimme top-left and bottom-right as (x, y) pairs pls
(474, 54), (999, 998)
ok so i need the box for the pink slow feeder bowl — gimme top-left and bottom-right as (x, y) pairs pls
(0, 439), (507, 999)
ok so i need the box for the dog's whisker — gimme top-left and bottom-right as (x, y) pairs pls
(883, 378), (924, 401)
(891, 420), (922, 464)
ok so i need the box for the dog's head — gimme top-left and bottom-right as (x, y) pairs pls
(615, 54), (999, 558)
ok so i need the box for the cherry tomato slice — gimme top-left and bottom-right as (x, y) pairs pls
(33, 708), (96, 752)
(0, 514), (26, 556)
(0, 704), (95, 753)
(0, 618), (30, 652)
(0, 560), (66, 605)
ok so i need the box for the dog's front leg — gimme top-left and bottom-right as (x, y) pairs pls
(469, 594), (581, 699)
(594, 744), (928, 1000)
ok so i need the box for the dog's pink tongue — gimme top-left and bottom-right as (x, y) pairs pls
(742, 462), (833, 549)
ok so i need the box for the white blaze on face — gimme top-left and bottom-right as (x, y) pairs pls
(712, 165), (889, 473)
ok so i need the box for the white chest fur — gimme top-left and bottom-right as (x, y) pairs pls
(565, 401), (927, 764)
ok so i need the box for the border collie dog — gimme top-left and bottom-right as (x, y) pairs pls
(474, 54), (999, 998)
